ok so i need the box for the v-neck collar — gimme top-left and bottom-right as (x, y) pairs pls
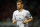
(17, 9), (24, 12)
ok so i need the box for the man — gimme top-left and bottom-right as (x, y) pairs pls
(12, 0), (33, 27)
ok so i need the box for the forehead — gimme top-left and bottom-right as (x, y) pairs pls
(17, 2), (21, 4)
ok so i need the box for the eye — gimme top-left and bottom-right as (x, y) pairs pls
(18, 4), (20, 5)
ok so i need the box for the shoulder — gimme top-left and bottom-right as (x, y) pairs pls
(13, 10), (18, 14)
(23, 9), (30, 13)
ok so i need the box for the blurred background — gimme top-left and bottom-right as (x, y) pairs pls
(0, 0), (40, 27)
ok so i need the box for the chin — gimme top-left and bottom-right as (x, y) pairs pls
(17, 8), (20, 9)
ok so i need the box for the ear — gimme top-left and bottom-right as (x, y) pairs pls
(22, 4), (23, 8)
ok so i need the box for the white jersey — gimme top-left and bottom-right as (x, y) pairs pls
(12, 9), (32, 27)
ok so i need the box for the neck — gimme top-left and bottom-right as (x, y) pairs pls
(18, 8), (23, 12)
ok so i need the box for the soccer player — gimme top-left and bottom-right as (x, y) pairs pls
(12, 0), (33, 27)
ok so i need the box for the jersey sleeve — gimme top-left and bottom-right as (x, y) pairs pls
(26, 11), (32, 19)
(12, 11), (16, 20)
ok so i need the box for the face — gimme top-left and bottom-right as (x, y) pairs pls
(17, 2), (23, 9)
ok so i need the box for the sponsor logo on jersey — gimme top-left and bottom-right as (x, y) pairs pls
(22, 14), (24, 17)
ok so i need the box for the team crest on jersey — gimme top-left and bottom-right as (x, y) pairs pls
(16, 15), (17, 16)
(22, 14), (24, 17)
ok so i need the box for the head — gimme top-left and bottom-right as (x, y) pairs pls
(17, 1), (23, 10)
